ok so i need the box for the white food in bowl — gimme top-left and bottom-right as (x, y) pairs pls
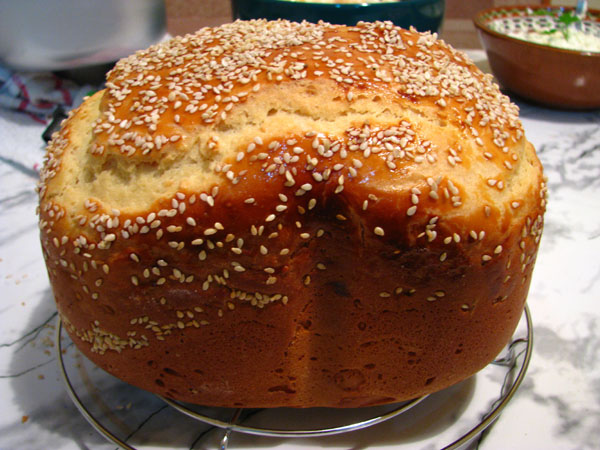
(489, 17), (600, 53)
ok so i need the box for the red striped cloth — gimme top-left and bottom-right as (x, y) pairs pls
(0, 66), (95, 123)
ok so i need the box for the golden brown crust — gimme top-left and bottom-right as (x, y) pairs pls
(39, 20), (546, 407)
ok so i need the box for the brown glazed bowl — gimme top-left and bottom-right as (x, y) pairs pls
(474, 5), (600, 109)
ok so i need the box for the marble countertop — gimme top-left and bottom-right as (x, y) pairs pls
(1, 50), (599, 450)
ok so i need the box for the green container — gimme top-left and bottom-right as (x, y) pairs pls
(231, 0), (445, 33)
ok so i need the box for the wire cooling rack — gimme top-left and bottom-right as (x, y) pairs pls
(56, 305), (533, 450)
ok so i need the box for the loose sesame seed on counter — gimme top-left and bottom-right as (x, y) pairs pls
(38, 19), (546, 409)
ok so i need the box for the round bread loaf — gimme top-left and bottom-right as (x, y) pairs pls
(39, 20), (546, 408)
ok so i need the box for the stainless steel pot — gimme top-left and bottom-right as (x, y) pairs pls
(0, 0), (166, 71)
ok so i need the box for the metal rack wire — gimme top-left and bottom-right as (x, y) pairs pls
(56, 304), (532, 450)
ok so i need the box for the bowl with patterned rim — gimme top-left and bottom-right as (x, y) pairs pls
(231, 0), (445, 33)
(473, 5), (600, 109)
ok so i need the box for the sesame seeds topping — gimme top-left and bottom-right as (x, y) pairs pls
(38, 19), (544, 338)
(34, 19), (520, 180)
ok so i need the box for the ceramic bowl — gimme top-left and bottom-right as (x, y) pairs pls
(231, 0), (445, 33)
(474, 5), (600, 109)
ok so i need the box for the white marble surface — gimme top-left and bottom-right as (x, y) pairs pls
(1, 52), (599, 449)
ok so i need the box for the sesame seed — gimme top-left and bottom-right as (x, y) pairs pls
(374, 226), (385, 236)
(38, 22), (527, 296)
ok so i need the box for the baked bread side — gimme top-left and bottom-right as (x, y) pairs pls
(39, 20), (546, 407)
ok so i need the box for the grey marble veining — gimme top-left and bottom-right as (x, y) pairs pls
(1, 59), (600, 449)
